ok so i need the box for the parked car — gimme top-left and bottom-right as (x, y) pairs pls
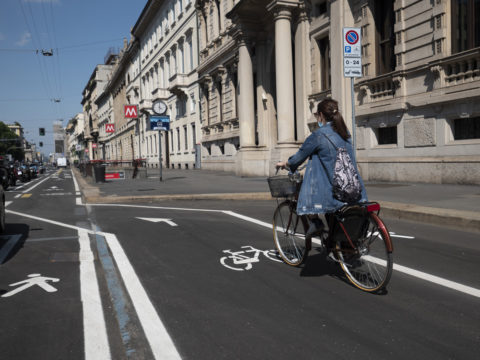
(0, 183), (5, 233)
(19, 165), (31, 182)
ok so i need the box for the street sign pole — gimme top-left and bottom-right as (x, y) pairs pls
(351, 78), (356, 153)
(159, 130), (162, 182)
(343, 27), (362, 160)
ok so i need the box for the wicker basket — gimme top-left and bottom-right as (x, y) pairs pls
(267, 175), (301, 198)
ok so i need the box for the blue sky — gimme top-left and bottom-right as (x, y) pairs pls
(0, 0), (147, 156)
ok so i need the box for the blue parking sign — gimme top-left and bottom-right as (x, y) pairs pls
(345, 46), (351, 53)
(150, 115), (170, 131)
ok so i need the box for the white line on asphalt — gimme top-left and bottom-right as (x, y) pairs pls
(71, 169), (80, 193)
(14, 194), (21, 199)
(22, 173), (55, 193)
(5, 201), (12, 207)
(76, 197), (83, 206)
(103, 233), (181, 360)
(78, 229), (111, 360)
(6, 209), (181, 359)
(222, 210), (480, 299)
(88, 203), (222, 213)
(0, 234), (22, 264)
(364, 255), (480, 298)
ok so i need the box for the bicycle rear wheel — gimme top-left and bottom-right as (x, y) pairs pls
(273, 201), (308, 266)
(334, 213), (393, 292)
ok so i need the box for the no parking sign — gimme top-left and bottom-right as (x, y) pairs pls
(343, 27), (362, 77)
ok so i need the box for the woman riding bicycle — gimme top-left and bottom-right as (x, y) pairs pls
(276, 98), (368, 240)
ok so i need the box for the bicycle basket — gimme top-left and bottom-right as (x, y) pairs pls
(267, 175), (301, 198)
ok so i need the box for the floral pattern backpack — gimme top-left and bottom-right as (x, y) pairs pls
(323, 134), (362, 204)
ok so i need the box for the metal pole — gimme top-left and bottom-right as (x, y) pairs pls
(158, 130), (163, 182)
(351, 77), (356, 159)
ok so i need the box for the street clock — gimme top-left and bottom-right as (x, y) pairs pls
(152, 100), (167, 115)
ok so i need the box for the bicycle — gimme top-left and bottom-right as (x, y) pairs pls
(267, 168), (393, 293)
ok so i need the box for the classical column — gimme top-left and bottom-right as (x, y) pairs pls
(237, 35), (256, 147)
(271, 5), (295, 143)
(294, 5), (310, 141)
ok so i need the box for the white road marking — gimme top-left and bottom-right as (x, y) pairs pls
(221, 210), (479, 298)
(71, 169), (80, 193)
(14, 194), (21, 199)
(136, 217), (177, 226)
(22, 173), (55, 193)
(2, 274), (59, 297)
(78, 229), (111, 360)
(5, 201), (12, 207)
(5, 209), (180, 360)
(76, 197), (83, 205)
(364, 255), (480, 298)
(0, 234), (22, 264)
(103, 233), (181, 360)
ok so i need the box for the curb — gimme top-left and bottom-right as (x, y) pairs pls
(72, 168), (479, 233)
(379, 201), (480, 233)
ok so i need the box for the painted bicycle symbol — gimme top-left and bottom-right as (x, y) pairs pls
(220, 245), (282, 271)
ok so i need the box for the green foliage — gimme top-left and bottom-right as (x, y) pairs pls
(0, 121), (24, 161)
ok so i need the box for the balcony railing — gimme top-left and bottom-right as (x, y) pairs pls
(441, 48), (480, 86)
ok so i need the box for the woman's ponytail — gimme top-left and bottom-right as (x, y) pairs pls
(317, 99), (350, 141)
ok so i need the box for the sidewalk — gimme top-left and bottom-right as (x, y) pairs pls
(73, 167), (480, 233)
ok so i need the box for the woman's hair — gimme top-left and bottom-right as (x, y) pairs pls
(316, 99), (350, 141)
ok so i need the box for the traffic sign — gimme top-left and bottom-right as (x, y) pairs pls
(150, 115), (170, 131)
(343, 27), (362, 78)
(343, 27), (361, 57)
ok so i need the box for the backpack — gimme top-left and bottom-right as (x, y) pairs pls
(323, 134), (362, 203)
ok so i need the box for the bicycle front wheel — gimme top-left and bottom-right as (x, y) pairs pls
(335, 213), (393, 292)
(273, 201), (308, 266)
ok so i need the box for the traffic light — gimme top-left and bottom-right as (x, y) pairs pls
(39, 128), (45, 136)
(39, 142), (43, 147)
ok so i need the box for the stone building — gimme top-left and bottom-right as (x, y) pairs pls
(98, 44), (137, 162)
(81, 59), (117, 160)
(193, 0), (479, 184)
(65, 113), (85, 163)
(132, 0), (200, 169)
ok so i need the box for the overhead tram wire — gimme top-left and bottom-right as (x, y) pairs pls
(17, 0), (55, 111)
(49, 0), (66, 120)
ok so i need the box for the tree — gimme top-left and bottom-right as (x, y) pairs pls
(0, 122), (24, 161)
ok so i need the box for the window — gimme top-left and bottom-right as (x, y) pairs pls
(170, 130), (174, 151)
(451, 0), (480, 53)
(184, 125), (188, 150)
(177, 128), (180, 151)
(219, 142), (225, 155)
(191, 123), (196, 147)
(453, 117), (480, 140)
(317, 37), (331, 91)
(314, 1), (327, 16)
(179, 43), (185, 73)
(187, 37), (193, 72)
(374, 0), (396, 75)
(377, 126), (397, 145)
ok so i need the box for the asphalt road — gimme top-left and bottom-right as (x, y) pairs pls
(0, 169), (479, 359)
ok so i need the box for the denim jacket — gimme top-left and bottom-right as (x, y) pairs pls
(287, 122), (368, 215)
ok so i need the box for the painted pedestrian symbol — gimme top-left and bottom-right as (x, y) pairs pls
(2, 274), (60, 298)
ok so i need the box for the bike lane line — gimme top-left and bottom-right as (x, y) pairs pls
(222, 210), (480, 299)
(78, 229), (111, 360)
(21, 172), (56, 194)
(5, 208), (181, 360)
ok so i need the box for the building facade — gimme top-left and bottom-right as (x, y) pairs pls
(79, 0), (480, 184)
(192, 0), (480, 184)
(132, 0), (200, 169)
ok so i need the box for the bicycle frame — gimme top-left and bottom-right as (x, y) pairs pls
(324, 202), (393, 254)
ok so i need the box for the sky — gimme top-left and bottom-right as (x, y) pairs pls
(0, 0), (147, 156)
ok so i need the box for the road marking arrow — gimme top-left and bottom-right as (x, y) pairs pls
(135, 217), (178, 227)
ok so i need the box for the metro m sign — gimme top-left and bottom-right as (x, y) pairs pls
(105, 123), (115, 133)
(124, 105), (138, 118)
